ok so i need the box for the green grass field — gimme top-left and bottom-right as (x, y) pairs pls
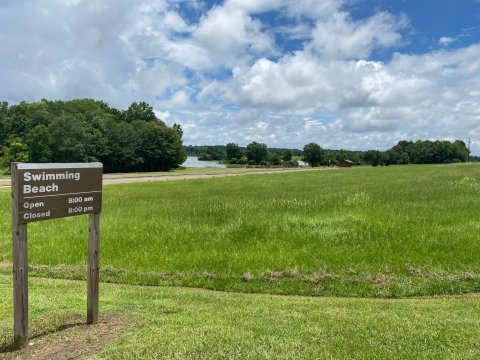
(1, 163), (480, 357)
(1, 275), (479, 359)
(1, 163), (479, 297)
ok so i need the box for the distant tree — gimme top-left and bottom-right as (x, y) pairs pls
(6, 101), (30, 138)
(27, 125), (52, 162)
(399, 152), (410, 164)
(269, 152), (282, 165)
(246, 141), (268, 164)
(48, 114), (88, 162)
(136, 121), (186, 171)
(303, 143), (324, 167)
(324, 152), (338, 166)
(198, 146), (225, 161)
(238, 156), (248, 164)
(349, 152), (363, 165)
(198, 152), (212, 161)
(282, 149), (293, 162)
(226, 143), (243, 160)
(363, 150), (382, 166)
(103, 120), (142, 172)
(384, 139), (469, 165)
(335, 149), (349, 162)
(283, 160), (299, 167)
(0, 101), (7, 115)
(172, 123), (183, 138)
(85, 126), (109, 162)
(452, 140), (469, 162)
(124, 101), (158, 123)
(0, 137), (29, 170)
(26, 100), (51, 128)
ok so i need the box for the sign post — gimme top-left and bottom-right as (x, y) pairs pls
(11, 164), (28, 348)
(87, 212), (100, 324)
(11, 162), (102, 349)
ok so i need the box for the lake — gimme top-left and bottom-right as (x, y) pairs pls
(181, 156), (226, 168)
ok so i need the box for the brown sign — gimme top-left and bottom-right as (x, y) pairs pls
(11, 162), (103, 348)
(14, 163), (102, 224)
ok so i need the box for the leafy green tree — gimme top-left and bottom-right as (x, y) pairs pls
(0, 101), (7, 114)
(335, 149), (349, 162)
(283, 160), (299, 167)
(103, 120), (142, 172)
(399, 152), (410, 164)
(6, 101), (30, 138)
(173, 123), (183, 138)
(384, 139), (469, 165)
(48, 114), (87, 162)
(303, 143), (324, 167)
(238, 156), (248, 164)
(27, 125), (52, 162)
(136, 121), (186, 171)
(226, 143), (243, 160)
(0, 99), (190, 173)
(269, 152), (282, 165)
(324, 152), (338, 166)
(452, 140), (469, 162)
(85, 127), (109, 162)
(124, 102), (158, 123)
(198, 152), (212, 161)
(363, 150), (382, 166)
(282, 149), (293, 162)
(246, 141), (268, 164)
(198, 147), (225, 161)
(0, 137), (29, 170)
(26, 100), (51, 129)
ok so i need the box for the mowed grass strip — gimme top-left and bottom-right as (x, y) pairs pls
(1, 164), (480, 297)
(1, 275), (479, 359)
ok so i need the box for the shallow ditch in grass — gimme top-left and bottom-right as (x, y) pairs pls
(1, 262), (478, 298)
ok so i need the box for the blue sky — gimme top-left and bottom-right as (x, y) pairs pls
(1, 0), (479, 152)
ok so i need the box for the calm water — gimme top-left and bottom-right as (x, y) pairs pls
(182, 156), (305, 168)
(181, 156), (226, 168)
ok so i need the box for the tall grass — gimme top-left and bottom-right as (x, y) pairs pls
(1, 163), (479, 296)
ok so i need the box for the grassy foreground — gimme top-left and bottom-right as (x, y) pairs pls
(1, 275), (479, 359)
(1, 164), (480, 297)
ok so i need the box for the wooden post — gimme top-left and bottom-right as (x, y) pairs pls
(11, 163), (28, 348)
(87, 212), (100, 324)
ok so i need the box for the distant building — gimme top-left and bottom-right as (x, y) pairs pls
(337, 160), (354, 168)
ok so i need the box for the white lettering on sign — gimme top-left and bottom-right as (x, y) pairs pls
(23, 171), (81, 182)
(23, 183), (59, 194)
(23, 210), (51, 220)
(22, 201), (45, 210)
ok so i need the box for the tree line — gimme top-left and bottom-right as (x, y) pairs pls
(0, 98), (471, 173)
(307, 140), (471, 166)
(0, 99), (186, 173)
(188, 139), (471, 167)
(187, 142), (300, 166)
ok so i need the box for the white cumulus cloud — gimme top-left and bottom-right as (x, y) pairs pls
(0, 0), (479, 153)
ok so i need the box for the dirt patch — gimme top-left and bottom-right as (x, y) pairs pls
(0, 313), (130, 360)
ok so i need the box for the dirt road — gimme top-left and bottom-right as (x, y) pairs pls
(0, 167), (327, 188)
